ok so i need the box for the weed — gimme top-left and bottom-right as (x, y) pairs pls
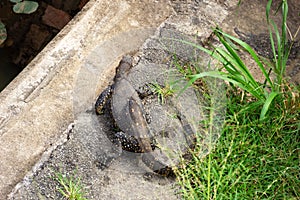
(149, 82), (176, 104)
(53, 171), (88, 200)
(173, 57), (201, 80)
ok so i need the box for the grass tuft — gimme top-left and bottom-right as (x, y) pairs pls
(53, 171), (88, 200)
(149, 82), (176, 104)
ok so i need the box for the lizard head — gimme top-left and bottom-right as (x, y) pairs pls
(114, 55), (133, 80)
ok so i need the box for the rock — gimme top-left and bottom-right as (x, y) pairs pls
(42, 5), (71, 30)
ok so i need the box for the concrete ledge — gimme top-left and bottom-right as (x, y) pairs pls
(0, 0), (172, 198)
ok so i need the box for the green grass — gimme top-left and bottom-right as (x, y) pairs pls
(53, 170), (88, 200)
(149, 82), (176, 104)
(174, 0), (300, 199)
(175, 88), (300, 199)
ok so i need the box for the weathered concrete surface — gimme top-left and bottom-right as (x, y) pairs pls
(0, 0), (172, 198)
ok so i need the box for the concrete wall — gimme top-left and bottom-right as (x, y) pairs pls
(0, 0), (172, 198)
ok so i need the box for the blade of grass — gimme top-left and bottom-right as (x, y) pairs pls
(266, 0), (273, 21)
(280, 1), (289, 79)
(260, 91), (279, 121)
(215, 30), (259, 89)
(213, 43), (265, 99)
(189, 71), (262, 100)
(272, 20), (282, 74)
(268, 23), (278, 72)
(215, 29), (275, 91)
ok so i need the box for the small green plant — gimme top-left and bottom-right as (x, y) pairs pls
(173, 56), (201, 80)
(53, 171), (88, 200)
(150, 82), (176, 104)
(10, 0), (39, 14)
